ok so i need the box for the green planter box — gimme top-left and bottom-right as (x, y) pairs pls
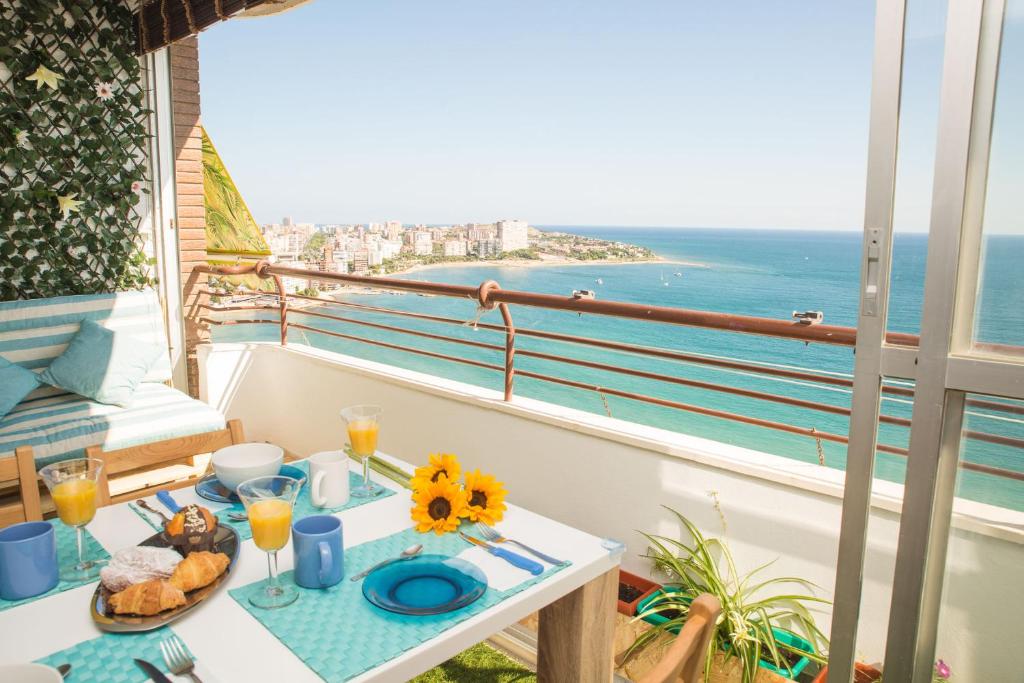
(636, 587), (691, 634)
(637, 589), (814, 680)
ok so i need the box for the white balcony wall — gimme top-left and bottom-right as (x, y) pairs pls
(199, 342), (1022, 680)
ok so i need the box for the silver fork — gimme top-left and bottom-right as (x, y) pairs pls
(475, 523), (566, 565)
(160, 634), (203, 682)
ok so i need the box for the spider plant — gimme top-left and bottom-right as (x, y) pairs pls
(625, 507), (830, 683)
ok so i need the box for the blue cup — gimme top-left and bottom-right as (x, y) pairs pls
(0, 521), (59, 601)
(292, 515), (343, 589)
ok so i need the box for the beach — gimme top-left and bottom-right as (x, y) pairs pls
(390, 254), (706, 277)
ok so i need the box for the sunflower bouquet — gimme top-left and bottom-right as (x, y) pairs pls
(410, 454), (508, 535)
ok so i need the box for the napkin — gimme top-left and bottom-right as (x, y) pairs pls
(455, 546), (544, 592)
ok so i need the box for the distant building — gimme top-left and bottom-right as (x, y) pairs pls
(475, 238), (502, 258)
(443, 240), (467, 257)
(385, 221), (403, 241)
(412, 231), (433, 256)
(497, 219), (528, 252)
(468, 225), (496, 242)
(282, 216), (293, 226)
(352, 250), (370, 274)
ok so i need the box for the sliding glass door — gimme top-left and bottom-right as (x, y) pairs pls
(834, 0), (1024, 680)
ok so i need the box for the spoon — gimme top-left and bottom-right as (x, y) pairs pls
(226, 511), (248, 521)
(57, 663), (71, 678)
(135, 499), (170, 524)
(349, 544), (423, 581)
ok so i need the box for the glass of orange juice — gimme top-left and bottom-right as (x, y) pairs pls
(237, 475), (301, 609)
(340, 405), (382, 499)
(39, 458), (105, 582)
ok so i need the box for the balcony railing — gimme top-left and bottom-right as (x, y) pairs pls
(195, 261), (1024, 485)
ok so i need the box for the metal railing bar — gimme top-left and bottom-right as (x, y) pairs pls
(198, 297), (1024, 417)
(204, 316), (1024, 481)
(288, 323), (504, 374)
(287, 306), (505, 354)
(206, 263), (920, 347)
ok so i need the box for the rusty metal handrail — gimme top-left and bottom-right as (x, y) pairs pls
(195, 262), (1024, 483)
(198, 261), (921, 347)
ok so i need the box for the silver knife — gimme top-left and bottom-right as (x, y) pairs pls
(134, 658), (174, 683)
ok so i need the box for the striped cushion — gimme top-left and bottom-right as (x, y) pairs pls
(0, 290), (173, 403)
(0, 383), (226, 469)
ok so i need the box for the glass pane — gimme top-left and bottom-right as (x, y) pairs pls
(887, 0), (948, 337)
(972, 1), (1024, 352)
(935, 393), (1024, 681)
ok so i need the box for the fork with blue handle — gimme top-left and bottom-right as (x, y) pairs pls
(459, 533), (544, 575)
(475, 523), (566, 566)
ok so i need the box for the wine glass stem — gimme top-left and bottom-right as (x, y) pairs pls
(362, 454), (371, 488)
(267, 550), (280, 593)
(75, 526), (85, 570)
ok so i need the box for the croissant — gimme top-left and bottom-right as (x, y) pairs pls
(168, 551), (230, 592)
(108, 579), (186, 616)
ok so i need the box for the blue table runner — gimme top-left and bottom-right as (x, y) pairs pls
(130, 460), (396, 542)
(229, 526), (568, 682)
(35, 627), (194, 682)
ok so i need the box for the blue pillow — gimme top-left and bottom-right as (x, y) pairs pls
(39, 319), (164, 407)
(0, 356), (41, 419)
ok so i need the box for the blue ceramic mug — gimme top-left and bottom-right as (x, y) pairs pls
(292, 515), (343, 588)
(0, 521), (59, 601)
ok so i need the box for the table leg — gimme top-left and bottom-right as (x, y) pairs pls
(537, 567), (618, 682)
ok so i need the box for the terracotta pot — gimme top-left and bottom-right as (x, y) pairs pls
(617, 569), (659, 616)
(811, 662), (883, 683)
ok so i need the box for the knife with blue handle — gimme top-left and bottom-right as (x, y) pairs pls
(459, 532), (544, 575)
(156, 490), (181, 514)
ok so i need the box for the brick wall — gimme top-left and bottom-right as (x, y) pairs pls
(170, 36), (208, 397)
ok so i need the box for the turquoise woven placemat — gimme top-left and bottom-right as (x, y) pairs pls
(0, 523), (109, 612)
(129, 460), (396, 542)
(35, 627), (193, 682)
(229, 526), (568, 682)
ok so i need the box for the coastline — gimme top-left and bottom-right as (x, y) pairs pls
(389, 255), (706, 277)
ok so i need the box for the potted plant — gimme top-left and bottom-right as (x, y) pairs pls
(812, 657), (951, 683)
(625, 507), (829, 683)
(811, 662), (882, 683)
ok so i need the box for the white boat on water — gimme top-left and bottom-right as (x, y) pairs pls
(792, 310), (824, 325)
(595, 278), (603, 285)
(572, 289), (596, 300)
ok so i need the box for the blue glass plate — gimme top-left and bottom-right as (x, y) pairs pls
(362, 554), (487, 615)
(195, 464), (307, 503)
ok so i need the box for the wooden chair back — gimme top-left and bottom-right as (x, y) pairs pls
(88, 419), (245, 506)
(637, 593), (722, 683)
(0, 446), (44, 527)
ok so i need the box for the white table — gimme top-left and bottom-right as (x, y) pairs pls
(0, 455), (620, 682)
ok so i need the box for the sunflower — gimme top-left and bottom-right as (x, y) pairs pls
(461, 469), (507, 525)
(411, 475), (467, 534)
(411, 453), (462, 490)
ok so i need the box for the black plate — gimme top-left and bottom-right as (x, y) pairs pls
(90, 524), (240, 632)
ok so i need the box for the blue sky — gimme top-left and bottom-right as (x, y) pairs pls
(197, 0), (1005, 232)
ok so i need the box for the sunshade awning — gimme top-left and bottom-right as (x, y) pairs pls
(134, 0), (315, 55)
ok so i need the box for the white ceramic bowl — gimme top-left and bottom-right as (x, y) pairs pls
(212, 443), (284, 492)
(0, 664), (63, 682)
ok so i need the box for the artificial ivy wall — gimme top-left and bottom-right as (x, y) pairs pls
(0, 0), (151, 301)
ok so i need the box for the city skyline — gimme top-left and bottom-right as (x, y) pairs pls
(200, 1), (1022, 234)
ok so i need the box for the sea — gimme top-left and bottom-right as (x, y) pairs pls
(213, 227), (1024, 511)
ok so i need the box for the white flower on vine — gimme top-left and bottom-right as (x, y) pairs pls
(95, 81), (115, 101)
(131, 180), (143, 194)
(15, 129), (30, 149)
